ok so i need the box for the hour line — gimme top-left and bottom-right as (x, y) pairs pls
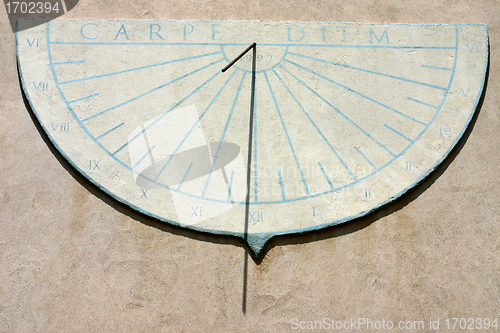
(291, 44), (457, 50)
(52, 60), (85, 65)
(278, 63), (396, 158)
(67, 93), (100, 104)
(264, 72), (310, 196)
(132, 145), (156, 170)
(154, 69), (238, 181)
(227, 170), (235, 202)
(252, 73), (258, 203)
(384, 124), (413, 142)
(83, 58), (224, 123)
(284, 58), (427, 126)
(111, 64), (223, 156)
(95, 122), (124, 140)
(278, 170), (286, 201)
(317, 162), (334, 190)
(49, 41), (256, 46)
(407, 97), (438, 109)
(202, 71), (247, 197)
(177, 162), (194, 190)
(354, 146), (377, 170)
(421, 64), (453, 71)
(49, 41), (457, 50)
(59, 51), (222, 85)
(272, 68), (357, 181)
(288, 52), (448, 91)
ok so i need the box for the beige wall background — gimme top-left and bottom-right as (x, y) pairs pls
(1, 0), (499, 331)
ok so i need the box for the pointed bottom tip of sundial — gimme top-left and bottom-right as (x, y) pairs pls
(243, 233), (274, 258)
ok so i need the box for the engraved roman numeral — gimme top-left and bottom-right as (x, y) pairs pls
(406, 161), (416, 170)
(27, 38), (39, 47)
(191, 207), (202, 216)
(50, 122), (70, 132)
(467, 44), (479, 52)
(33, 82), (48, 91)
(89, 160), (101, 170)
(249, 212), (264, 222)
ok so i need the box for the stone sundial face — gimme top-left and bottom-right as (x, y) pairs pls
(17, 19), (488, 257)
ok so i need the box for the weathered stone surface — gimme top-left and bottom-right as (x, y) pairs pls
(17, 19), (488, 257)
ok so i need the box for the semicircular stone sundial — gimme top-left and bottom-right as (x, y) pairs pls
(17, 19), (488, 257)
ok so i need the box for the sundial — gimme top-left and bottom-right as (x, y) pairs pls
(17, 19), (488, 257)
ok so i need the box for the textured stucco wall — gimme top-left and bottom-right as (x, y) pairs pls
(1, 0), (499, 331)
